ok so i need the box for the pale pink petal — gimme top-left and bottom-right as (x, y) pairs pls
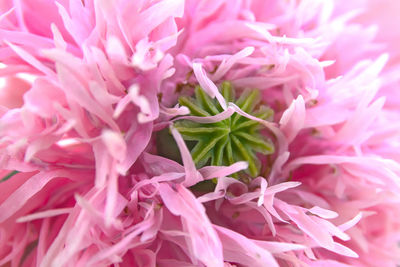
(338, 212), (363, 231)
(279, 95), (305, 143)
(119, 121), (152, 174)
(159, 183), (224, 267)
(170, 126), (202, 187)
(56, 63), (119, 130)
(173, 106), (235, 124)
(128, 84), (156, 123)
(101, 129), (126, 161)
(23, 77), (66, 117)
(0, 169), (76, 223)
(5, 41), (55, 77)
(16, 208), (72, 223)
(199, 161), (248, 180)
(193, 62), (227, 110)
(50, 23), (67, 51)
(253, 240), (306, 254)
(215, 225), (279, 267)
(0, 76), (30, 109)
(211, 46), (255, 81)
(276, 200), (335, 250)
(308, 206), (338, 219)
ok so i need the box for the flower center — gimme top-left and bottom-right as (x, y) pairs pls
(170, 81), (275, 179)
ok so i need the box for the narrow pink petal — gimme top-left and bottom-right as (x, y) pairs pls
(268, 151), (291, 184)
(245, 201), (277, 236)
(159, 183), (224, 267)
(334, 97), (385, 145)
(51, 219), (91, 266)
(228, 192), (260, 205)
(160, 105), (190, 117)
(23, 77), (66, 117)
(37, 218), (50, 265)
(142, 152), (185, 175)
(5, 41), (55, 77)
(286, 155), (400, 190)
(308, 206), (338, 219)
(87, 46), (126, 93)
(263, 195), (288, 223)
(56, 63), (119, 131)
(173, 106), (235, 123)
(133, 172), (184, 193)
(279, 95), (305, 143)
(265, 181), (302, 195)
(0, 227), (30, 265)
(232, 75), (299, 90)
(101, 129), (126, 161)
(104, 167), (119, 227)
(170, 126), (202, 187)
(113, 93), (131, 119)
(199, 161), (248, 180)
(128, 84), (156, 123)
(0, 29), (54, 49)
(331, 242), (358, 258)
(16, 208), (72, 222)
(305, 103), (351, 128)
(88, 81), (120, 109)
(197, 190), (225, 204)
(87, 211), (159, 265)
(51, 23), (67, 50)
(0, 169), (75, 223)
(105, 35), (128, 64)
(24, 135), (60, 162)
(211, 46), (255, 81)
(55, 2), (90, 45)
(307, 260), (354, 267)
(124, 0), (184, 43)
(92, 141), (111, 188)
(193, 62), (227, 110)
(256, 177), (268, 206)
(338, 212), (363, 231)
(215, 225), (279, 267)
(253, 240), (306, 253)
(310, 216), (350, 242)
(132, 38), (164, 71)
(119, 121), (153, 174)
(197, 177), (246, 203)
(276, 200), (335, 249)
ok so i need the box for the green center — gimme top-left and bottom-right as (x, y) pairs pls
(174, 81), (274, 179)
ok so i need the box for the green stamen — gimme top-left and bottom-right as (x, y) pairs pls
(174, 82), (274, 179)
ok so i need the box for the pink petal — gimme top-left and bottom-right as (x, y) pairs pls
(170, 126), (202, 187)
(159, 183), (224, 267)
(16, 208), (72, 223)
(279, 95), (305, 143)
(199, 161), (248, 180)
(215, 225), (279, 267)
(193, 62), (227, 110)
(211, 46), (255, 81)
(101, 129), (126, 161)
(0, 169), (76, 223)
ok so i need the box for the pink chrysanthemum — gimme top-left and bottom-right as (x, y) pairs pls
(1, 1), (400, 266)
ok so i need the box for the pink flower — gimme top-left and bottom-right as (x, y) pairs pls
(1, 0), (400, 266)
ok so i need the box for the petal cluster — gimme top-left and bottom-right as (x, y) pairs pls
(0, 1), (400, 267)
